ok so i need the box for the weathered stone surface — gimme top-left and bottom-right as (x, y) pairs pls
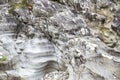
(0, 0), (120, 80)
(111, 9), (120, 36)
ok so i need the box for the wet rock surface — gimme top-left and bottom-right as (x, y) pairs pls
(0, 0), (120, 80)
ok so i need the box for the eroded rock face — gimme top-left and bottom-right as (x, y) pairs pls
(0, 0), (120, 80)
(111, 9), (120, 36)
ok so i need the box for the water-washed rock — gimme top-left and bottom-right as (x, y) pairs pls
(0, 0), (120, 80)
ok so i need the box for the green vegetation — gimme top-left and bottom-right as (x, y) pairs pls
(21, 77), (26, 80)
(99, 27), (118, 47)
(9, 0), (33, 14)
(0, 56), (7, 62)
(117, 3), (120, 7)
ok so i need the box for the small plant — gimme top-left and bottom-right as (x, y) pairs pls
(0, 56), (7, 62)
(9, 0), (33, 14)
(99, 27), (118, 47)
